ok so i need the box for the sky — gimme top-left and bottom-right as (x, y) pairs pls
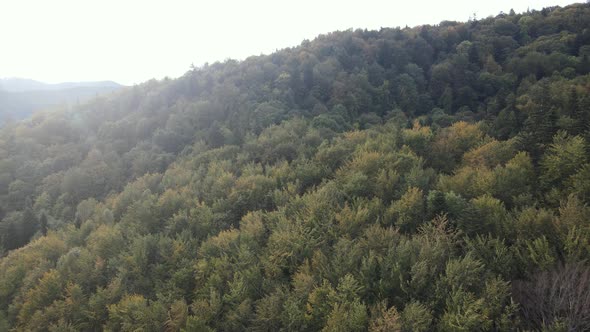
(0, 0), (581, 85)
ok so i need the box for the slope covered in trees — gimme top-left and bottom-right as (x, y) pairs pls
(1, 3), (590, 331)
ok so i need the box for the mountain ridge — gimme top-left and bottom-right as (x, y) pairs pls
(0, 78), (124, 124)
(0, 77), (123, 92)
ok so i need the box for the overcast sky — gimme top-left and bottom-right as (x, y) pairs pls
(0, 0), (581, 85)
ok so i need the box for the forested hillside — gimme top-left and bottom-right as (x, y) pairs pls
(1, 3), (590, 331)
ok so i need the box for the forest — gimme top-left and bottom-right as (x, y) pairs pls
(1, 3), (590, 331)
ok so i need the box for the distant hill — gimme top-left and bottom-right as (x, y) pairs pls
(0, 78), (123, 124)
(0, 78), (121, 92)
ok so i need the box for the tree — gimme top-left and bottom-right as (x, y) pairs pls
(513, 263), (590, 331)
(387, 187), (425, 233)
(521, 81), (558, 162)
(369, 303), (401, 332)
(400, 301), (432, 332)
(107, 295), (167, 332)
(540, 132), (587, 202)
(39, 212), (48, 236)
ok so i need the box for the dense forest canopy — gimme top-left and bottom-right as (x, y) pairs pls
(1, 3), (590, 331)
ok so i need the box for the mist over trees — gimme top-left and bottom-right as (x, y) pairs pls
(1, 3), (590, 331)
(0, 79), (123, 125)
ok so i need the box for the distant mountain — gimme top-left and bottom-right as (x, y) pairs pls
(0, 78), (51, 92)
(0, 78), (123, 124)
(0, 78), (122, 92)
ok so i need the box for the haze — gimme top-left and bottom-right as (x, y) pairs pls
(0, 0), (580, 85)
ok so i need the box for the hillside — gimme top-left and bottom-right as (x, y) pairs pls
(1, 3), (590, 331)
(0, 79), (123, 124)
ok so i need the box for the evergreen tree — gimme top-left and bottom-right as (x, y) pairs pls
(39, 212), (48, 236)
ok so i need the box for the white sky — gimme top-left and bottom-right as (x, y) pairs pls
(0, 0), (581, 85)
